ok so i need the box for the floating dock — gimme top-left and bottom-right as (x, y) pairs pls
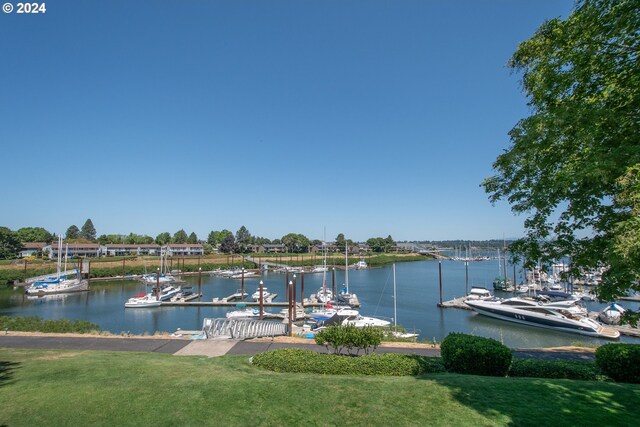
(437, 297), (472, 310)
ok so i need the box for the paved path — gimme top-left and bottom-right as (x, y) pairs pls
(0, 335), (596, 361)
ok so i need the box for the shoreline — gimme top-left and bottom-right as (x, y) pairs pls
(0, 330), (597, 353)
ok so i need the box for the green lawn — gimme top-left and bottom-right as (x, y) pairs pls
(1, 348), (638, 426)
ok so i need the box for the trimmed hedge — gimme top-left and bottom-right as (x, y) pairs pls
(596, 343), (640, 384)
(508, 359), (599, 381)
(440, 333), (512, 377)
(251, 348), (446, 376)
(0, 315), (100, 334)
(315, 325), (383, 355)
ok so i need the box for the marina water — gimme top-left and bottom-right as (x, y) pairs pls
(2, 259), (639, 348)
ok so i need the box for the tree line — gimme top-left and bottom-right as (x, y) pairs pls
(0, 220), (398, 258)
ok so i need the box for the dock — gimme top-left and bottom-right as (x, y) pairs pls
(161, 300), (326, 308)
(437, 297), (472, 310)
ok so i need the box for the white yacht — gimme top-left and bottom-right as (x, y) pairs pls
(124, 293), (162, 308)
(25, 238), (88, 295)
(465, 297), (619, 339)
(315, 287), (333, 304)
(252, 287), (270, 301)
(465, 287), (493, 300)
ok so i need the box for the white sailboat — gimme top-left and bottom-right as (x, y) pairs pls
(25, 237), (88, 295)
(390, 264), (418, 339)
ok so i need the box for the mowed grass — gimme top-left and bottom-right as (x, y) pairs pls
(0, 348), (638, 426)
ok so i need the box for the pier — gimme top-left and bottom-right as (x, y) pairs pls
(437, 297), (472, 310)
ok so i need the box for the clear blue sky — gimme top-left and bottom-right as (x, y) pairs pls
(0, 0), (574, 242)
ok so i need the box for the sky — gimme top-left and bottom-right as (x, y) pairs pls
(0, 0), (575, 243)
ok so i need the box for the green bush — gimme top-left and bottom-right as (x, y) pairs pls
(314, 325), (383, 355)
(251, 348), (446, 376)
(508, 359), (599, 381)
(440, 333), (512, 377)
(596, 343), (640, 384)
(0, 316), (100, 334)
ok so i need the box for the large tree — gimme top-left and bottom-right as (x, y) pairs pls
(482, 0), (640, 321)
(235, 226), (252, 253)
(172, 229), (188, 244)
(155, 232), (171, 245)
(80, 219), (97, 241)
(65, 225), (80, 240)
(281, 233), (310, 253)
(0, 227), (21, 259)
(15, 227), (53, 243)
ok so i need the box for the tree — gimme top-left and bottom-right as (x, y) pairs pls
(385, 235), (396, 252)
(155, 232), (171, 245)
(80, 219), (97, 241)
(187, 232), (198, 244)
(335, 233), (346, 252)
(235, 226), (252, 253)
(207, 230), (232, 247)
(481, 0), (640, 322)
(0, 227), (21, 259)
(220, 234), (237, 254)
(281, 233), (311, 253)
(172, 229), (188, 244)
(65, 225), (80, 240)
(367, 237), (386, 253)
(15, 227), (53, 243)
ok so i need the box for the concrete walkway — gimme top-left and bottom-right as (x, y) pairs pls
(0, 334), (596, 361)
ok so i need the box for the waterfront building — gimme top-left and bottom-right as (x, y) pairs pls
(18, 242), (47, 258)
(102, 244), (161, 257)
(162, 244), (204, 257)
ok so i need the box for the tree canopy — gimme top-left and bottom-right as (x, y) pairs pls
(65, 225), (80, 240)
(15, 227), (53, 243)
(0, 227), (21, 259)
(281, 233), (311, 253)
(482, 0), (640, 321)
(80, 219), (97, 241)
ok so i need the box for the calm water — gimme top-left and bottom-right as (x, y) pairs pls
(1, 259), (639, 348)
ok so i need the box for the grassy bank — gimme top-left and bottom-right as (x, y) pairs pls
(1, 253), (431, 285)
(0, 348), (638, 426)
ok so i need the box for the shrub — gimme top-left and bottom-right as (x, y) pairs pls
(596, 343), (640, 384)
(314, 325), (383, 355)
(251, 348), (446, 376)
(440, 333), (512, 377)
(0, 316), (100, 334)
(508, 359), (599, 381)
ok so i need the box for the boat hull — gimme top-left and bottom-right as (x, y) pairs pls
(466, 300), (619, 339)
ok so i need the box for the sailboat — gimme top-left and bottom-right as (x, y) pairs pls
(390, 264), (419, 339)
(492, 248), (513, 291)
(337, 242), (357, 304)
(25, 237), (88, 295)
(315, 241), (333, 304)
(140, 249), (178, 285)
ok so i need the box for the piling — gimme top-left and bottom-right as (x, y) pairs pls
(155, 268), (160, 301)
(438, 261), (443, 306)
(331, 268), (335, 296)
(241, 268), (245, 302)
(287, 281), (293, 336)
(198, 268), (202, 302)
(293, 274), (297, 321)
(259, 280), (264, 320)
(301, 271), (305, 307)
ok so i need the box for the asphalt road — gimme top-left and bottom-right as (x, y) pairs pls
(0, 335), (596, 361)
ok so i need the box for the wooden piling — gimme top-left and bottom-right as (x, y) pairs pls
(198, 268), (202, 302)
(438, 261), (443, 306)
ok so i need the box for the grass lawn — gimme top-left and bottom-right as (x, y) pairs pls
(1, 348), (638, 426)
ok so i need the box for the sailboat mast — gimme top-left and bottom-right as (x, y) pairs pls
(393, 263), (397, 328)
(345, 243), (349, 294)
(57, 236), (62, 279)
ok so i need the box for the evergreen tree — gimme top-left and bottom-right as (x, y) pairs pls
(155, 232), (171, 245)
(172, 229), (188, 244)
(188, 232), (198, 244)
(80, 219), (97, 241)
(65, 225), (80, 240)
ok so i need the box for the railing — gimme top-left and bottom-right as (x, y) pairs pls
(202, 318), (288, 340)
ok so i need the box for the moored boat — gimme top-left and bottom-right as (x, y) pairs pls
(466, 297), (619, 339)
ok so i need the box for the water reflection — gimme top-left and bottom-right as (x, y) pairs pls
(0, 259), (638, 347)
